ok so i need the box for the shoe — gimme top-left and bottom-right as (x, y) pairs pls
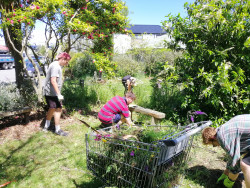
(42, 128), (48, 132)
(55, 129), (68, 136)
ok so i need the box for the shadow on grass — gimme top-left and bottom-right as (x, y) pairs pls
(0, 134), (43, 181)
(73, 178), (103, 188)
(185, 165), (243, 188)
(0, 132), (104, 187)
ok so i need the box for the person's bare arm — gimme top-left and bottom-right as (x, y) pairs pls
(50, 77), (60, 95)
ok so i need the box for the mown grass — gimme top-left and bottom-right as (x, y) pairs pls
(0, 122), (103, 188)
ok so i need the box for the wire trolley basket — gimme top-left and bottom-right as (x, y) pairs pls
(85, 121), (212, 188)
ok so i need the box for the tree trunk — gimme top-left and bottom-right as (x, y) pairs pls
(3, 31), (24, 89)
(2, 3), (24, 89)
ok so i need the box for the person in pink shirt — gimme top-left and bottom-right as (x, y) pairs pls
(98, 92), (136, 128)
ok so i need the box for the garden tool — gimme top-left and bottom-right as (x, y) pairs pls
(77, 118), (111, 136)
(217, 173), (228, 184)
(78, 118), (138, 140)
(223, 176), (235, 188)
(0, 181), (16, 187)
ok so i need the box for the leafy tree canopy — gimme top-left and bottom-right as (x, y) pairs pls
(1, 0), (129, 76)
(0, 0), (129, 102)
(163, 0), (250, 122)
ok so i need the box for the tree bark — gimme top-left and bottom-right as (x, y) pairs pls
(2, 2), (24, 89)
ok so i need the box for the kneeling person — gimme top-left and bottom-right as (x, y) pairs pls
(98, 92), (136, 128)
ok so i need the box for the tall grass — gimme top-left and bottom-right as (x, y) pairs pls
(62, 76), (153, 112)
(62, 76), (187, 125)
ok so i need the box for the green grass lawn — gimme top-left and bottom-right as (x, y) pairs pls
(0, 121), (230, 188)
(0, 121), (103, 188)
(1, 121), (240, 188)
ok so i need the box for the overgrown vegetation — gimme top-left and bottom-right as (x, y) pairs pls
(65, 52), (97, 79)
(113, 54), (145, 77)
(127, 48), (182, 77)
(163, 0), (250, 124)
(1, 1), (250, 187)
(0, 82), (37, 113)
(61, 77), (153, 112)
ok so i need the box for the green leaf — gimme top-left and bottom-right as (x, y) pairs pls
(244, 37), (250, 48)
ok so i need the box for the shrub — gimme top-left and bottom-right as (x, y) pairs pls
(0, 81), (37, 113)
(127, 48), (182, 76)
(163, 0), (250, 122)
(150, 79), (185, 123)
(113, 54), (145, 77)
(66, 52), (97, 79)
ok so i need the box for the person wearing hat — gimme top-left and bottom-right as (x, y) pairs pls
(43, 52), (71, 136)
(122, 75), (136, 94)
(202, 114), (250, 188)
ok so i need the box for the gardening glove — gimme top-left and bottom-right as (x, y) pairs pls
(57, 94), (64, 101)
(223, 176), (235, 188)
(217, 173), (227, 184)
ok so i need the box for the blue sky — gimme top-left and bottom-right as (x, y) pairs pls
(124, 0), (194, 25)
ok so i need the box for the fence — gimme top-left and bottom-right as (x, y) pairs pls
(85, 121), (212, 188)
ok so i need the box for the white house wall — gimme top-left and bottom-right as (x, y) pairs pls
(113, 34), (131, 54)
(114, 34), (172, 54)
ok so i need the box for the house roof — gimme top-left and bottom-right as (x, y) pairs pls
(126, 25), (166, 34)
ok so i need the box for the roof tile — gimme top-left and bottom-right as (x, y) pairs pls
(126, 24), (166, 34)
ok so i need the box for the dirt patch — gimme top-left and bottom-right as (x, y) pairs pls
(0, 110), (79, 144)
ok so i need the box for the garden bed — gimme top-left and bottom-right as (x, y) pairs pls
(86, 121), (212, 188)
